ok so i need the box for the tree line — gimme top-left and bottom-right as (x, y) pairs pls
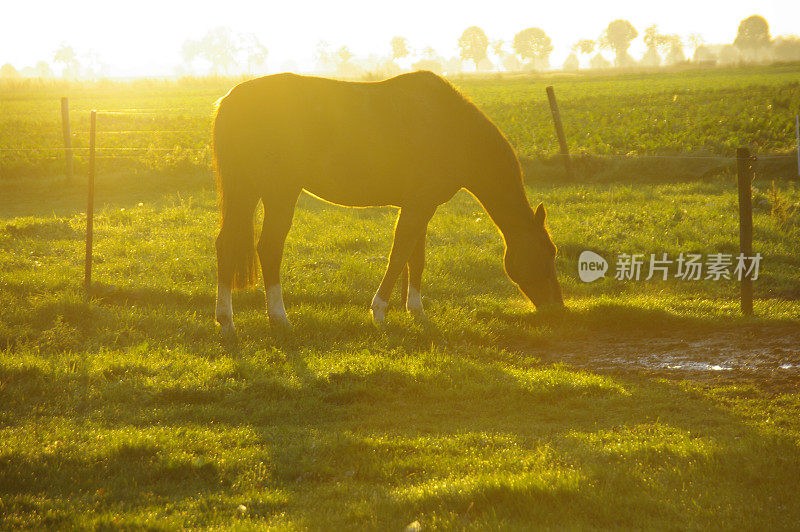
(1, 15), (799, 80)
(424, 15), (799, 75)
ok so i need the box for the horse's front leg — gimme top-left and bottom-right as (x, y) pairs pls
(372, 206), (435, 324)
(405, 228), (427, 317)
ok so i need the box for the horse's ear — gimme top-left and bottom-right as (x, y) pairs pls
(534, 202), (546, 226)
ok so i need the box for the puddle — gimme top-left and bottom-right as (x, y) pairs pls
(663, 363), (732, 371)
(545, 327), (800, 376)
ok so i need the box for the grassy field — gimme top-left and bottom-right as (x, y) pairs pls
(1, 66), (800, 528)
(2, 64), (800, 179)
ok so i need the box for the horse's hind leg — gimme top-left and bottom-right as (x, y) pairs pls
(215, 193), (260, 335)
(257, 189), (300, 327)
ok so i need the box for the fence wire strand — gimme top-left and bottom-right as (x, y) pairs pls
(71, 108), (192, 113)
(73, 130), (196, 134)
(2, 104), (799, 165)
(1, 147), (207, 152)
(3, 143), (799, 161)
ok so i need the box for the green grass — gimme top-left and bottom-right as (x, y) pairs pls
(2, 67), (800, 528)
(1, 166), (799, 528)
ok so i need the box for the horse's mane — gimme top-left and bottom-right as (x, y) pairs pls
(416, 72), (523, 179)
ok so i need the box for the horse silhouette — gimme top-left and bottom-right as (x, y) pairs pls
(213, 71), (563, 333)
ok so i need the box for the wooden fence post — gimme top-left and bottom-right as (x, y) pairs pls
(736, 147), (754, 315)
(795, 114), (799, 177)
(84, 111), (96, 289)
(60, 97), (73, 183)
(545, 86), (573, 179)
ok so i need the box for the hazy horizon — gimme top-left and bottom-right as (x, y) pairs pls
(2, 0), (799, 77)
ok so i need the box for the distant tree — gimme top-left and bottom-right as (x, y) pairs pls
(491, 39), (504, 59)
(734, 15), (771, 62)
(182, 27), (242, 74)
(0, 64), (20, 79)
(34, 61), (54, 78)
(476, 58), (495, 72)
(491, 39), (504, 67)
(53, 43), (80, 79)
(641, 25), (668, 67)
(686, 34), (705, 62)
(412, 47), (444, 74)
(314, 41), (335, 74)
(599, 19), (637, 66)
(391, 36), (410, 62)
(53, 44), (76, 66)
(772, 35), (800, 62)
(640, 47), (660, 67)
(664, 35), (686, 65)
(443, 56), (464, 75)
(181, 30), (266, 75)
(458, 26), (489, 69)
(688, 34), (704, 50)
(82, 50), (107, 79)
(692, 45), (716, 64)
(513, 27), (554, 70)
(361, 54), (393, 78)
(336, 46), (354, 64)
(490, 40), (521, 71)
(571, 40), (595, 68)
(643, 25), (666, 50)
(562, 53), (579, 72)
(718, 44), (740, 65)
(421, 46), (436, 58)
(573, 40), (595, 55)
(412, 58), (444, 74)
(502, 53), (521, 71)
(589, 53), (611, 69)
(242, 34), (268, 74)
(335, 46), (362, 78)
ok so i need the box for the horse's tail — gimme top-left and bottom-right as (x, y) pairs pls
(213, 106), (259, 290)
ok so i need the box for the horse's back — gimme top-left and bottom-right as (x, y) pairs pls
(213, 72), (492, 207)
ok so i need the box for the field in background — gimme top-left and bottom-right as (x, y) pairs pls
(2, 64), (799, 179)
(1, 66), (800, 528)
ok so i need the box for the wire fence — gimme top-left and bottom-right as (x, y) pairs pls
(69, 108), (193, 113)
(1, 147), (207, 152)
(1, 106), (799, 168)
(2, 148), (797, 160)
(542, 153), (797, 161)
(3, 145), (797, 159)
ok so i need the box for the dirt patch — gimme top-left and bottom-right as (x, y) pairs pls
(541, 326), (800, 392)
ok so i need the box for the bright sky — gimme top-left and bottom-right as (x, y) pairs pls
(2, 0), (798, 76)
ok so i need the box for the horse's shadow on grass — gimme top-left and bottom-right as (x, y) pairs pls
(2, 354), (800, 528)
(88, 283), (215, 310)
(12, 277), (790, 362)
(83, 282), (449, 352)
(7, 271), (798, 385)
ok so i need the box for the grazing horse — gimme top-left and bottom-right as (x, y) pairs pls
(214, 71), (563, 332)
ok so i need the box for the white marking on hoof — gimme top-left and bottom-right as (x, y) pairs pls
(215, 282), (234, 332)
(406, 285), (425, 316)
(266, 283), (289, 324)
(370, 293), (388, 325)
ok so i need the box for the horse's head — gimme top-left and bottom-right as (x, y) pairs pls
(503, 202), (564, 309)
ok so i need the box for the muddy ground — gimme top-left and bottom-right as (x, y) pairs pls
(540, 325), (800, 392)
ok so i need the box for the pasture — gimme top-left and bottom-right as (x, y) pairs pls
(1, 66), (800, 529)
